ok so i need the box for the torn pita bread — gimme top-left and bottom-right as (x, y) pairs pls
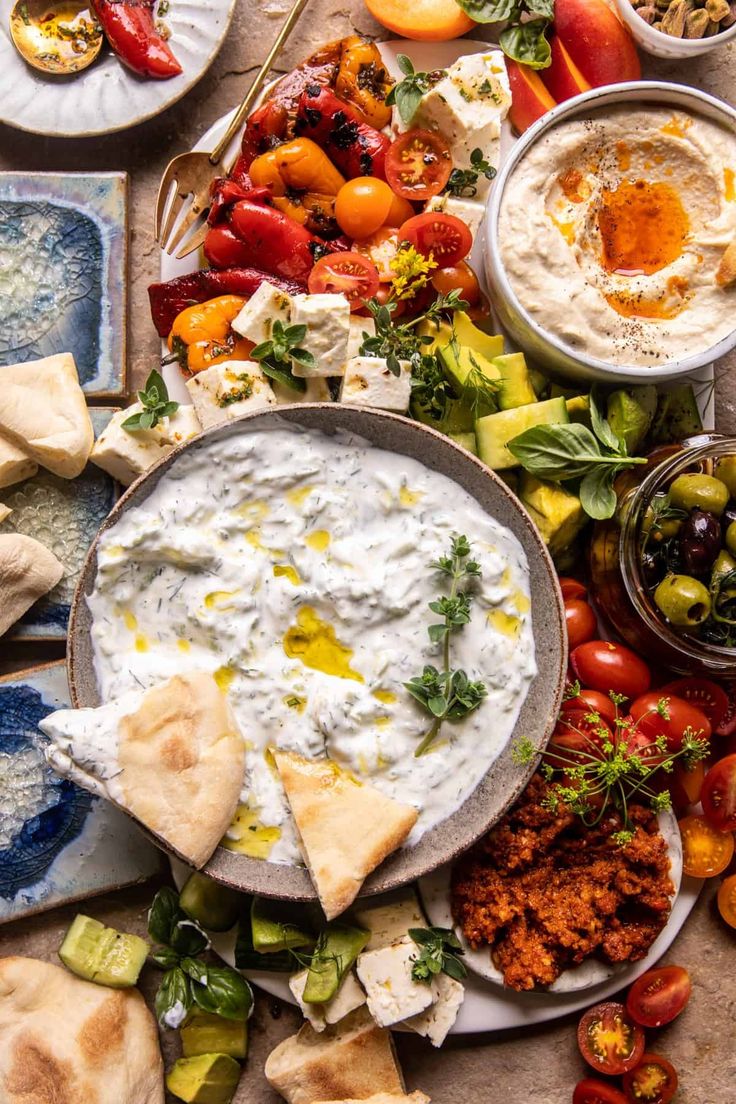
(312, 1095), (430, 1104)
(41, 672), (245, 868)
(0, 504), (11, 524)
(0, 534), (63, 637)
(0, 353), (94, 478)
(0, 435), (37, 490)
(265, 1006), (404, 1104)
(273, 751), (418, 920)
(0, 956), (164, 1104)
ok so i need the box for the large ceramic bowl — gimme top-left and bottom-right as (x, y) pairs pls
(484, 82), (736, 385)
(68, 405), (566, 900)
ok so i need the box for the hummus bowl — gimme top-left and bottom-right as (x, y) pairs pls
(485, 82), (736, 384)
(68, 405), (566, 900)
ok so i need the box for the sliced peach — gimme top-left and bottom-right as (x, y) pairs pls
(364, 0), (475, 41)
(555, 0), (641, 87)
(541, 35), (592, 103)
(507, 60), (557, 135)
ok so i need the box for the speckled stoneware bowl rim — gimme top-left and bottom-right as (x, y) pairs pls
(68, 405), (567, 901)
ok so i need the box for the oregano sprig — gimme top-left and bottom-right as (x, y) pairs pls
(385, 55), (445, 124)
(122, 368), (179, 433)
(250, 320), (311, 392)
(409, 927), (467, 983)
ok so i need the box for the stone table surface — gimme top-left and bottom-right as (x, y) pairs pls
(1, 2), (736, 1101)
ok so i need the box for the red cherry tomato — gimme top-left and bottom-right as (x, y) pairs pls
(625, 965), (691, 1028)
(629, 691), (711, 753)
(565, 598), (597, 650)
(353, 226), (400, 281)
(546, 710), (610, 769)
(617, 715), (668, 767)
(573, 1080), (629, 1104)
(717, 871), (736, 928)
(678, 813), (735, 877)
(701, 753), (736, 832)
(384, 129), (452, 200)
(559, 576), (587, 601)
(399, 212), (473, 267)
(577, 1002), (645, 1076)
(307, 251), (380, 310)
(659, 677), (729, 731)
(715, 680), (736, 737)
(430, 261), (481, 306)
(570, 641), (652, 700)
(622, 1055), (678, 1104)
(562, 689), (618, 726)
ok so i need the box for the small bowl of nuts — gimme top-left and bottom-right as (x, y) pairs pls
(614, 0), (736, 56)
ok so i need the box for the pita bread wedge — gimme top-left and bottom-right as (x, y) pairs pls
(0, 435), (37, 489)
(265, 1006), (404, 1104)
(0, 353), (93, 478)
(0, 956), (164, 1104)
(0, 534), (63, 637)
(273, 751), (418, 920)
(312, 1095), (430, 1104)
(41, 672), (245, 868)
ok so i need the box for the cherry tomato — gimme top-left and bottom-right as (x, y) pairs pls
(562, 689), (618, 726)
(623, 1055), (678, 1104)
(430, 261), (481, 306)
(570, 641), (652, 700)
(659, 677), (729, 731)
(399, 212), (473, 267)
(353, 226), (400, 282)
(307, 251), (380, 310)
(617, 716), (667, 768)
(715, 681), (736, 737)
(565, 599), (597, 650)
(334, 177), (394, 239)
(678, 813), (735, 877)
(385, 191), (415, 227)
(560, 577), (587, 601)
(625, 965), (691, 1028)
(577, 1002), (645, 1076)
(384, 129), (452, 200)
(701, 754), (736, 832)
(573, 1079), (628, 1104)
(671, 759), (706, 807)
(629, 691), (711, 753)
(717, 871), (736, 928)
(369, 282), (406, 315)
(545, 710), (610, 769)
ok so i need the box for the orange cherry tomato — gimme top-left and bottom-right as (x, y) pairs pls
(400, 212), (473, 267)
(678, 813), (735, 877)
(671, 759), (706, 807)
(430, 261), (481, 305)
(717, 872), (736, 928)
(565, 598), (597, 650)
(385, 191), (415, 227)
(307, 252), (380, 310)
(385, 129), (452, 200)
(334, 177), (395, 239)
(353, 226), (401, 281)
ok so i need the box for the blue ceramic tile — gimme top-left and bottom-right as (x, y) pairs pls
(0, 408), (119, 640)
(0, 172), (127, 398)
(0, 662), (161, 923)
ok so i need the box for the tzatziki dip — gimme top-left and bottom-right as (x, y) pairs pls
(88, 426), (536, 865)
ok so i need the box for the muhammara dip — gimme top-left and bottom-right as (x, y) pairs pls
(499, 106), (736, 366)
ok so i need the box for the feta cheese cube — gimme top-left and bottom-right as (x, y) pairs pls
(289, 969), (366, 1033)
(90, 403), (201, 486)
(231, 282), (293, 345)
(290, 293), (351, 378)
(344, 315), (375, 367)
(356, 938), (434, 1027)
(339, 357), (411, 413)
(403, 972), (465, 1047)
(352, 889), (426, 951)
(425, 195), (485, 244)
(185, 361), (276, 429)
(272, 377), (333, 404)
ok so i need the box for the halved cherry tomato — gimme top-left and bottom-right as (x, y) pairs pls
(559, 576), (587, 601)
(565, 598), (597, 650)
(562, 689), (618, 726)
(545, 710), (610, 769)
(716, 681), (736, 737)
(334, 177), (394, 239)
(399, 212), (472, 267)
(659, 677), (729, 731)
(717, 871), (736, 928)
(701, 754), (736, 832)
(671, 759), (705, 807)
(431, 260), (481, 306)
(617, 715), (667, 768)
(384, 129), (452, 200)
(386, 191), (415, 227)
(570, 641), (651, 700)
(678, 813), (735, 877)
(353, 226), (400, 281)
(573, 1080), (628, 1104)
(307, 251), (380, 309)
(625, 965), (691, 1028)
(622, 1055), (678, 1104)
(629, 691), (711, 753)
(577, 1002), (645, 1076)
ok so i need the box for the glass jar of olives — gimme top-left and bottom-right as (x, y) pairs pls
(589, 434), (736, 676)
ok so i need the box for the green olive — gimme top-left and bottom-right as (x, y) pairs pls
(668, 473), (730, 516)
(654, 574), (712, 627)
(715, 455), (736, 498)
(726, 521), (736, 557)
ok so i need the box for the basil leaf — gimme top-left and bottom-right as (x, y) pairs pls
(589, 386), (623, 453)
(155, 966), (192, 1028)
(527, 0), (554, 17)
(508, 423), (605, 480)
(148, 886), (182, 945)
(500, 19), (552, 69)
(189, 963), (254, 1021)
(579, 466), (619, 520)
(169, 918), (209, 958)
(455, 0), (521, 21)
(152, 946), (181, 969)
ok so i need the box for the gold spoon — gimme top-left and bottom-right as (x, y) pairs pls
(9, 0), (103, 75)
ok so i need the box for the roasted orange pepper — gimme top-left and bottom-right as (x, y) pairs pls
(249, 137), (346, 198)
(335, 36), (392, 130)
(167, 295), (253, 374)
(271, 192), (338, 237)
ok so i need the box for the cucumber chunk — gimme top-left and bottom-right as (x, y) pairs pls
(59, 914), (148, 988)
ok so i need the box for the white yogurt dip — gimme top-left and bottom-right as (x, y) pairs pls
(88, 426), (536, 865)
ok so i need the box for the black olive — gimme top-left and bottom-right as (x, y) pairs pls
(680, 509), (722, 575)
(641, 548), (665, 587)
(722, 501), (736, 530)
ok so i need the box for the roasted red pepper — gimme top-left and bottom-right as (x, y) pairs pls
(239, 101), (290, 170)
(91, 0), (181, 79)
(148, 268), (304, 338)
(295, 85), (389, 180)
(207, 177), (270, 226)
(208, 200), (322, 282)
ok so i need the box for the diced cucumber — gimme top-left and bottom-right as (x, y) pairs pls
(649, 384), (703, 445)
(518, 472), (588, 559)
(166, 1053), (241, 1104)
(452, 311), (504, 361)
(59, 914), (148, 988)
(251, 897), (312, 954)
(475, 396), (569, 470)
(302, 923), (370, 1005)
(491, 352), (537, 410)
(181, 1012), (248, 1060)
(448, 431), (478, 456)
(607, 386), (657, 454)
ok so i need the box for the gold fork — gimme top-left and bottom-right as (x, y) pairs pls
(155, 0), (311, 259)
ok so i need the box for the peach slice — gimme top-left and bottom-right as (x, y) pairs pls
(507, 60), (557, 135)
(555, 0), (641, 86)
(541, 35), (592, 103)
(364, 0), (474, 41)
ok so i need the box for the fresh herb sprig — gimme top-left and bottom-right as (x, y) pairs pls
(444, 148), (497, 198)
(507, 387), (647, 520)
(385, 55), (445, 124)
(122, 369), (179, 433)
(360, 289), (468, 378)
(250, 320), (311, 393)
(454, 0), (554, 69)
(148, 888), (253, 1028)
(409, 927), (467, 983)
(406, 535), (487, 757)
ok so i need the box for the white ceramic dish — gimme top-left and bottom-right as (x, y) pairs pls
(484, 81), (736, 385)
(613, 0), (736, 58)
(0, 0), (236, 136)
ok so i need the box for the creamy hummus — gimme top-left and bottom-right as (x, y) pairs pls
(88, 426), (536, 865)
(499, 106), (736, 366)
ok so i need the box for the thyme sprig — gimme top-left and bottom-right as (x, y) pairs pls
(444, 148), (497, 198)
(360, 289), (469, 378)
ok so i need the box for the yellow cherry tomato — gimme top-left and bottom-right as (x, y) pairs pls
(385, 191), (415, 227)
(431, 260), (481, 306)
(678, 813), (735, 878)
(335, 177), (395, 239)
